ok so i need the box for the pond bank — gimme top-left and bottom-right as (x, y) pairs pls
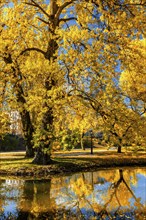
(0, 151), (146, 178)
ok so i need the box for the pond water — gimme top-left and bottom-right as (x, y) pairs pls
(0, 168), (146, 220)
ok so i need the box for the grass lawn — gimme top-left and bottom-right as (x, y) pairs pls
(0, 149), (146, 177)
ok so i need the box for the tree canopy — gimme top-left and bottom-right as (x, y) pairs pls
(0, 0), (146, 164)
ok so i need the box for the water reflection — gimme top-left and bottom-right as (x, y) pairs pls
(0, 168), (145, 220)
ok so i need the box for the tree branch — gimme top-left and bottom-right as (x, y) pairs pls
(59, 17), (77, 23)
(20, 48), (46, 56)
(115, 2), (146, 7)
(24, 0), (50, 18)
(37, 17), (49, 25)
(122, 178), (144, 207)
(56, 0), (76, 20)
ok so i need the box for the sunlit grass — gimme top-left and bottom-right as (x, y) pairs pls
(0, 158), (32, 169)
(0, 149), (145, 177)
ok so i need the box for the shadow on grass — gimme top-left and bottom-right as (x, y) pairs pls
(0, 158), (74, 167)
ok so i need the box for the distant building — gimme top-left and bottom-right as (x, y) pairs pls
(9, 110), (22, 135)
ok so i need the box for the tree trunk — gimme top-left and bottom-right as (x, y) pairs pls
(20, 110), (34, 158)
(32, 104), (54, 165)
(4, 56), (35, 158)
(117, 137), (122, 153)
(25, 144), (34, 158)
(117, 145), (122, 153)
(32, 147), (53, 165)
(32, 2), (59, 164)
(81, 132), (85, 150)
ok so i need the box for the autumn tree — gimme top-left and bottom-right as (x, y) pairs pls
(0, 2), (37, 157)
(60, 0), (145, 152)
(0, 0), (145, 163)
(19, 0), (75, 164)
(92, 82), (146, 152)
(1, 0), (77, 163)
(0, 112), (10, 138)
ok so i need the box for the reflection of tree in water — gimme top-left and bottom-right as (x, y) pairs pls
(13, 178), (87, 220)
(0, 169), (146, 220)
(16, 180), (35, 220)
(95, 169), (145, 220)
(0, 179), (55, 220)
(17, 179), (57, 219)
(0, 180), (6, 215)
(55, 169), (146, 220)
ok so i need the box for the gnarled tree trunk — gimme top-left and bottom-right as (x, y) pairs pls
(32, 105), (54, 165)
(32, 147), (52, 165)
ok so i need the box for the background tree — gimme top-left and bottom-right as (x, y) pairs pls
(0, 2), (38, 157)
(60, 0), (145, 153)
(54, 94), (97, 150)
(94, 83), (146, 152)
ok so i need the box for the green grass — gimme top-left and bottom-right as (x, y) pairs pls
(0, 150), (146, 177)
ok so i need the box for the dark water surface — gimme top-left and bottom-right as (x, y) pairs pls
(0, 168), (146, 220)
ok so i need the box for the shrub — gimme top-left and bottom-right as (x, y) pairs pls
(0, 134), (25, 152)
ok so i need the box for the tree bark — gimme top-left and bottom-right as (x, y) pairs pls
(32, 105), (54, 164)
(15, 87), (35, 158)
(11, 65), (34, 157)
(32, 147), (53, 165)
(81, 132), (85, 150)
(25, 145), (34, 158)
(117, 145), (122, 153)
(116, 137), (122, 153)
(19, 107), (34, 158)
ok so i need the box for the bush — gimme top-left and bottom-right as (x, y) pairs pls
(0, 134), (25, 152)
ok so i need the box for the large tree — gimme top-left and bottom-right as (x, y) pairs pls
(0, 0), (145, 163)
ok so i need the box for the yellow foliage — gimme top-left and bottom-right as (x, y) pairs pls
(0, 0), (145, 154)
